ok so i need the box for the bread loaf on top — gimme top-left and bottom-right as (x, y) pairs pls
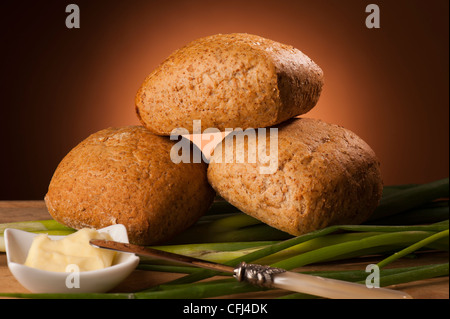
(136, 33), (324, 135)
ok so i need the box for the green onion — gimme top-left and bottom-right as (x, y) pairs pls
(270, 231), (438, 270)
(365, 202), (449, 225)
(378, 263), (449, 287)
(168, 220), (292, 244)
(377, 229), (449, 268)
(0, 219), (73, 234)
(0, 178), (448, 299)
(369, 177), (449, 221)
(206, 199), (241, 215)
(151, 241), (275, 256)
(145, 222), (449, 287)
(1, 263), (447, 300)
(137, 264), (199, 274)
(250, 232), (377, 265)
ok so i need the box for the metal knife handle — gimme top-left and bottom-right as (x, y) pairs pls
(234, 262), (412, 299)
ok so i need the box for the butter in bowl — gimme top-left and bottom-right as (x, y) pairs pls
(4, 224), (139, 293)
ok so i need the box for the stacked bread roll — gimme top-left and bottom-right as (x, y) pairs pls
(45, 33), (383, 245)
(45, 126), (215, 245)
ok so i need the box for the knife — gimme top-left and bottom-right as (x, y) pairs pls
(90, 239), (412, 299)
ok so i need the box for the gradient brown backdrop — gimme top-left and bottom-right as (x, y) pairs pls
(0, 0), (448, 200)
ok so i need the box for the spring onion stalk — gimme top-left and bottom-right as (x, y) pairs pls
(203, 183), (420, 218)
(0, 179), (448, 299)
(377, 229), (449, 269)
(170, 180), (449, 244)
(0, 219), (73, 234)
(141, 246), (263, 266)
(144, 222), (449, 287)
(2, 263), (447, 299)
(377, 263), (449, 287)
(201, 181), (440, 219)
(137, 264), (201, 274)
(169, 222), (292, 244)
(254, 232), (381, 265)
(365, 203), (449, 225)
(142, 229), (447, 267)
(0, 230), (75, 252)
(151, 241), (276, 256)
(0, 292), (135, 299)
(150, 233), (382, 266)
(302, 264), (448, 282)
(369, 177), (449, 221)
(138, 262), (440, 278)
(0, 280), (255, 299)
(187, 214), (262, 234)
(206, 200), (241, 215)
(171, 181), (447, 243)
(169, 214), (449, 246)
(142, 241), (277, 266)
(134, 279), (259, 299)
(155, 225), (351, 286)
(193, 212), (244, 223)
(379, 184), (418, 198)
(1, 245), (448, 300)
(270, 231), (437, 270)
(206, 214), (262, 231)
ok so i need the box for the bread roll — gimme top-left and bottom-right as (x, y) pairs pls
(45, 126), (215, 245)
(135, 33), (324, 135)
(207, 118), (383, 236)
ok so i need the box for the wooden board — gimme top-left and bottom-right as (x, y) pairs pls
(0, 201), (448, 299)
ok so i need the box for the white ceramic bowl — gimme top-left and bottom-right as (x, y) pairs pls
(4, 224), (139, 294)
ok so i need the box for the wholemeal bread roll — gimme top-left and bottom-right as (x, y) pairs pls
(207, 118), (383, 236)
(45, 126), (215, 245)
(135, 33), (324, 135)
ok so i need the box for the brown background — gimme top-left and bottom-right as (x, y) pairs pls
(0, 0), (448, 200)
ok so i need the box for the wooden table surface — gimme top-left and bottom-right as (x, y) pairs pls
(1, 201), (448, 299)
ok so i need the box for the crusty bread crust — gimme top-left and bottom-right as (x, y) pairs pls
(135, 33), (324, 135)
(207, 118), (383, 236)
(45, 126), (215, 245)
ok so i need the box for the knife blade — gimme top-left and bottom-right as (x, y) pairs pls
(90, 239), (412, 299)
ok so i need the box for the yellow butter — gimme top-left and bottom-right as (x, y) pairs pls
(24, 228), (116, 272)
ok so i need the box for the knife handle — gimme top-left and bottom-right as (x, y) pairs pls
(235, 262), (412, 299)
(271, 271), (412, 299)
